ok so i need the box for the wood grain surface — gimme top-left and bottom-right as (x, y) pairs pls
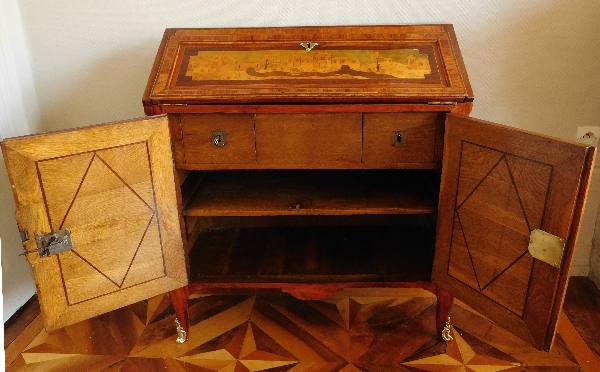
(363, 112), (440, 164)
(1, 116), (188, 331)
(6, 280), (599, 371)
(432, 114), (595, 350)
(255, 113), (362, 167)
(181, 114), (256, 165)
(187, 224), (434, 283)
(184, 170), (438, 217)
(143, 25), (473, 107)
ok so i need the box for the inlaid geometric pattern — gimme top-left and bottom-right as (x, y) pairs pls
(36, 142), (166, 306)
(7, 288), (593, 371)
(448, 141), (553, 316)
(403, 327), (522, 371)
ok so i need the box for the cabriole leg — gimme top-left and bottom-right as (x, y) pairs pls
(170, 286), (190, 343)
(435, 286), (454, 342)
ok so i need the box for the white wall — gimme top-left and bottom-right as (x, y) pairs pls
(2, 0), (600, 319)
(0, 0), (41, 321)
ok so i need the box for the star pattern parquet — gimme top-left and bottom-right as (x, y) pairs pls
(6, 288), (596, 371)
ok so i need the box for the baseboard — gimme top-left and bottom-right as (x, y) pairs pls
(570, 265), (590, 277)
(4, 294), (39, 349)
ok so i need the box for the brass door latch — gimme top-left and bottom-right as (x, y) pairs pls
(20, 228), (74, 258)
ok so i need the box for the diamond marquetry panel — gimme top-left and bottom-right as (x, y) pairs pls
(482, 254), (534, 316)
(434, 114), (594, 351)
(455, 142), (504, 206)
(95, 143), (155, 206)
(120, 217), (166, 289)
(36, 152), (95, 231)
(2, 116), (186, 331)
(505, 155), (552, 230)
(38, 146), (165, 305)
(448, 213), (479, 290)
(449, 142), (552, 316)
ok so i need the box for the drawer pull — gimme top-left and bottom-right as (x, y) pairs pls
(391, 131), (408, 147)
(211, 131), (227, 147)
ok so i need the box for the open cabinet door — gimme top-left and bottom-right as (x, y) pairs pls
(432, 114), (595, 350)
(1, 116), (188, 331)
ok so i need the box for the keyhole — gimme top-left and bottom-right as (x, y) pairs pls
(213, 135), (221, 145)
(391, 131), (407, 146)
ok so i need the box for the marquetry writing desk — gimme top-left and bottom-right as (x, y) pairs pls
(1, 25), (594, 351)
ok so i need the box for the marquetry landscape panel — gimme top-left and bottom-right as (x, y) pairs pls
(144, 25), (473, 105)
(7, 287), (594, 371)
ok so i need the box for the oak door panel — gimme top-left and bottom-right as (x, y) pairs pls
(432, 114), (595, 350)
(1, 116), (188, 331)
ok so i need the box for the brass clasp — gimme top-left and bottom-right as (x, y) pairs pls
(300, 42), (318, 52)
(528, 229), (566, 268)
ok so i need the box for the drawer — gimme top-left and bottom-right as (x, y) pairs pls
(181, 114), (256, 165)
(255, 114), (362, 167)
(363, 113), (439, 164)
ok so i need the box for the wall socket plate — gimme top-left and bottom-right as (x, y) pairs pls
(577, 126), (600, 147)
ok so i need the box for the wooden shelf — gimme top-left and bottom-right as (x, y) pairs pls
(184, 170), (439, 217)
(188, 224), (435, 283)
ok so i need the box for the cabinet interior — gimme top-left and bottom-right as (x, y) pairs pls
(179, 169), (440, 283)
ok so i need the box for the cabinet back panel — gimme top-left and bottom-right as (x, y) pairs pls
(188, 224), (434, 283)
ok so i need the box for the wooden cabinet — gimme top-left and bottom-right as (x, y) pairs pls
(1, 25), (594, 351)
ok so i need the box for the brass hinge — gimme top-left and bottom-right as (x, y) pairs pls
(20, 228), (74, 258)
(528, 229), (566, 268)
(19, 229), (29, 242)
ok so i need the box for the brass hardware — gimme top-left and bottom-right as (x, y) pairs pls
(300, 42), (318, 52)
(211, 131), (227, 147)
(19, 229), (29, 242)
(391, 131), (408, 147)
(295, 202), (302, 211)
(528, 229), (566, 268)
(21, 228), (74, 258)
(175, 318), (187, 343)
(441, 317), (453, 342)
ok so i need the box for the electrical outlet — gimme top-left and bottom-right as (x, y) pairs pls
(577, 126), (600, 147)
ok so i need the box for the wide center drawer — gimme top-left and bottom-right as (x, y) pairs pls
(255, 113), (363, 167)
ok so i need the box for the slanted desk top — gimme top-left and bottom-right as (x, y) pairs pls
(143, 24), (473, 111)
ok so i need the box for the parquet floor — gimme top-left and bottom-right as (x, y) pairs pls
(5, 278), (600, 371)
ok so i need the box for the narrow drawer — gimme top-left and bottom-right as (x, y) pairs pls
(363, 113), (439, 164)
(181, 114), (256, 164)
(255, 113), (362, 167)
